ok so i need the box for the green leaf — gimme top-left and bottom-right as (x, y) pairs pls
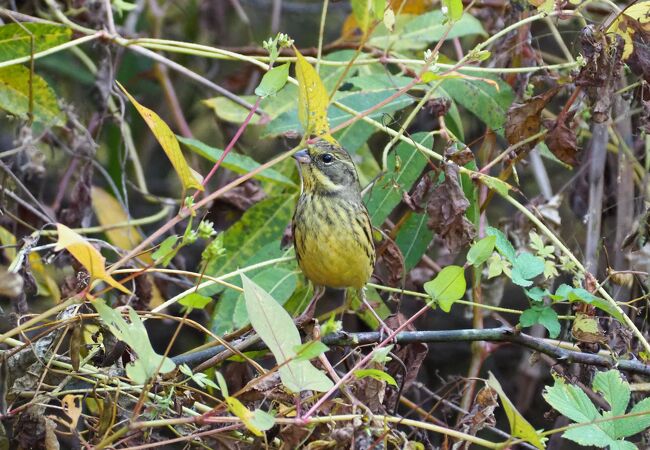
(395, 213), (434, 271)
(0, 65), (64, 126)
(615, 397), (650, 438)
(365, 132), (432, 226)
(206, 194), (296, 277)
(487, 253), (505, 278)
(543, 376), (601, 424)
(225, 396), (264, 436)
(478, 174), (510, 197)
(525, 287), (549, 303)
(354, 368), (397, 387)
(152, 235), (179, 266)
(441, 75), (514, 134)
(443, 0), (463, 21)
(593, 370), (630, 418)
(467, 235), (496, 267)
(0, 23), (71, 62)
(91, 299), (175, 384)
(488, 372), (546, 449)
(371, 345), (393, 363)
(520, 305), (560, 338)
(265, 89), (414, 137)
(486, 227), (516, 262)
(211, 265), (297, 335)
(242, 274), (333, 393)
(551, 284), (625, 323)
(178, 292), (212, 313)
(293, 341), (329, 362)
(510, 252), (545, 287)
(369, 10), (485, 50)
(251, 409), (276, 432)
(178, 136), (296, 187)
(255, 63), (290, 97)
(423, 265), (466, 313)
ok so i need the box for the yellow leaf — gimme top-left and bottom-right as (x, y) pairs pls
(91, 187), (152, 264)
(607, 1), (650, 60)
(61, 395), (82, 428)
(54, 223), (131, 294)
(294, 48), (331, 138)
(29, 253), (61, 303)
(488, 372), (546, 449)
(116, 81), (203, 192)
(225, 396), (263, 437)
(0, 225), (16, 261)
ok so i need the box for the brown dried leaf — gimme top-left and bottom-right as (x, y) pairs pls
(505, 87), (559, 150)
(426, 165), (475, 252)
(374, 233), (405, 288)
(219, 179), (266, 211)
(543, 118), (579, 167)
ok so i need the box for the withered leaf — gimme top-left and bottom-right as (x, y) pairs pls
(374, 233), (405, 288)
(426, 164), (476, 253)
(505, 86), (560, 151)
(544, 117), (579, 167)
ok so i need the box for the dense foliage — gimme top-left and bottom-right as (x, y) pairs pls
(0, 0), (649, 448)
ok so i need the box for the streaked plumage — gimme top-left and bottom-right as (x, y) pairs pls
(292, 141), (375, 290)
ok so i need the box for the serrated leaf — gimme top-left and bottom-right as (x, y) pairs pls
(467, 235), (496, 267)
(294, 47), (331, 138)
(488, 373), (546, 449)
(54, 224), (131, 294)
(365, 132), (432, 225)
(593, 370), (630, 418)
(117, 81), (202, 192)
(511, 252), (545, 287)
(91, 299), (175, 383)
(255, 63), (290, 97)
(0, 23), (71, 62)
(423, 265), (466, 313)
(615, 397), (650, 438)
(543, 376), (601, 424)
(486, 227), (516, 262)
(178, 136), (296, 187)
(0, 65), (64, 126)
(520, 305), (560, 338)
(242, 274), (333, 392)
(354, 368), (397, 387)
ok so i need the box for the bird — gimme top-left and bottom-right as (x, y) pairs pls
(292, 139), (376, 323)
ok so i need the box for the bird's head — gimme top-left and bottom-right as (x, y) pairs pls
(293, 141), (361, 195)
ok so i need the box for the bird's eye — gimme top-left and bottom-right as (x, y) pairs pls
(321, 153), (334, 164)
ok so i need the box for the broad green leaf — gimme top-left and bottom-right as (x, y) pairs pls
(0, 23), (71, 62)
(251, 409), (275, 432)
(441, 75), (513, 134)
(467, 235), (496, 267)
(510, 252), (545, 287)
(520, 305), (560, 338)
(369, 10), (485, 50)
(333, 121), (376, 155)
(178, 292), (212, 312)
(443, 0), (463, 21)
(395, 213), (434, 271)
(118, 81), (202, 192)
(293, 341), (329, 362)
(0, 65), (64, 126)
(178, 136), (296, 187)
(203, 95), (263, 125)
(242, 274), (333, 392)
(347, 74), (413, 91)
(614, 397), (650, 438)
(365, 132), (432, 225)
(294, 47), (331, 138)
(91, 299), (175, 383)
(543, 376), (601, 424)
(423, 265), (466, 312)
(354, 368), (397, 387)
(593, 370), (630, 418)
(54, 224), (131, 294)
(487, 253), (505, 278)
(206, 194), (295, 277)
(525, 287), (549, 303)
(551, 284), (625, 323)
(561, 425), (625, 449)
(265, 89), (415, 137)
(255, 63), (290, 97)
(488, 373), (546, 449)
(152, 235), (179, 266)
(486, 227), (516, 262)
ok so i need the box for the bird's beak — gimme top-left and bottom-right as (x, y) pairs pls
(293, 149), (311, 164)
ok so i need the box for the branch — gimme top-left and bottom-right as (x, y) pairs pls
(171, 327), (650, 376)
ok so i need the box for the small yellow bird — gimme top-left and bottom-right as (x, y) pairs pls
(292, 140), (376, 320)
